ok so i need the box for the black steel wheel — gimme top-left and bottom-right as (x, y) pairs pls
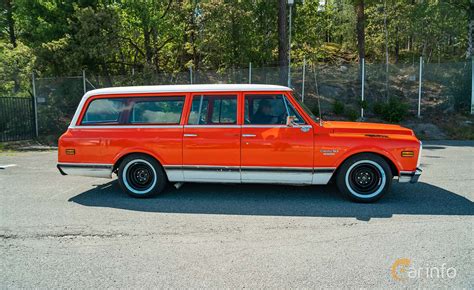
(336, 153), (393, 203)
(118, 154), (167, 198)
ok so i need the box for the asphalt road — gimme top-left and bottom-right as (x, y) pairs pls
(1, 141), (473, 288)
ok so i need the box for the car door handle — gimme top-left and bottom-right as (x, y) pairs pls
(184, 133), (198, 137)
(242, 134), (256, 138)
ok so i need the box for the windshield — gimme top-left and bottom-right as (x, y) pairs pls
(289, 91), (320, 123)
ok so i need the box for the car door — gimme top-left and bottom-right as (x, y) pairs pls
(182, 93), (241, 182)
(240, 92), (314, 184)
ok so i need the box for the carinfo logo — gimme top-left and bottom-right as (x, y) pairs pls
(391, 258), (457, 282)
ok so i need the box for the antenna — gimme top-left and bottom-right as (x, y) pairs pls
(312, 63), (323, 126)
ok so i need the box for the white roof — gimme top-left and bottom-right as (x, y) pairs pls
(85, 84), (291, 97)
(70, 84), (291, 127)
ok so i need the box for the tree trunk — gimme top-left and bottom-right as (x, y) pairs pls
(278, 0), (288, 85)
(395, 26), (400, 63)
(5, 0), (20, 94)
(467, 2), (474, 59)
(355, 0), (365, 62)
(143, 28), (153, 65)
(5, 0), (17, 48)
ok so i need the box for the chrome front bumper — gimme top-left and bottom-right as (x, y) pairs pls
(398, 168), (422, 183)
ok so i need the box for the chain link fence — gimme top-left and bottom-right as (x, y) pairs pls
(25, 59), (473, 141)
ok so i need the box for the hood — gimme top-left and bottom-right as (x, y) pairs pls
(322, 121), (414, 136)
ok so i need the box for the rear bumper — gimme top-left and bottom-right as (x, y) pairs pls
(398, 168), (422, 183)
(57, 163), (113, 178)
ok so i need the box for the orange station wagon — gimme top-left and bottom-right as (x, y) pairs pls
(57, 84), (422, 202)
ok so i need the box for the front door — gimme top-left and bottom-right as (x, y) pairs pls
(182, 93), (241, 182)
(241, 93), (314, 184)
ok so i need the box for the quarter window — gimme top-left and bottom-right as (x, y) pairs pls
(130, 97), (184, 124)
(188, 95), (237, 125)
(82, 98), (126, 124)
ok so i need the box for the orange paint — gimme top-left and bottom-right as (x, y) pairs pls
(58, 87), (421, 177)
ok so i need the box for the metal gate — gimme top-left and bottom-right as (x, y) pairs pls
(0, 96), (36, 142)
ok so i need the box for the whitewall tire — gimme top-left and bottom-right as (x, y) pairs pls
(118, 154), (167, 198)
(336, 153), (393, 203)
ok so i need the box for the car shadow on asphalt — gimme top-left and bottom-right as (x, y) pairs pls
(68, 181), (474, 221)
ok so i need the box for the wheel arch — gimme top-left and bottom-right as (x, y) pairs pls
(112, 150), (166, 175)
(333, 151), (399, 180)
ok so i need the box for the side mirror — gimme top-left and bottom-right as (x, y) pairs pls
(286, 115), (298, 127)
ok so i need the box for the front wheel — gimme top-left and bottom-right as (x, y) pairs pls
(118, 154), (167, 198)
(336, 153), (393, 203)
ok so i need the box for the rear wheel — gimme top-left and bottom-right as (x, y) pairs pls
(336, 153), (393, 203)
(118, 154), (167, 198)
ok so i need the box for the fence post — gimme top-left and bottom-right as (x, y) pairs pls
(361, 58), (365, 119)
(301, 56), (306, 103)
(189, 66), (193, 84)
(82, 69), (87, 94)
(249, 62), (252, 84)
(31, 72), (39, 138)
(418, 56), (423, 118)
(471, 57), (474, 115)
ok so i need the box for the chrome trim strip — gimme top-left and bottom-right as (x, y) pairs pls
(184, 125), (240, 128)
(69, 125), (183, 129)
(57, 163), (113, 178)
(242, 125), (288, 128)
(162, 165), (336, 185)
(398, 168), (422, 183)
(183, 166), (240, 172)
(241, 166), (313, 173)
(417, 141), (423, 168)
(312, 172), (334, 185)
(58, 163), (113, 169)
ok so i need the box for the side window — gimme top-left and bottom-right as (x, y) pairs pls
(188, 95), (237, 125)
(129, 97), (184, 124)
(245, 94), (305, 125)
(82, 98), (126, 125)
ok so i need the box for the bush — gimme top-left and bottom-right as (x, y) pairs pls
(333, 100), (345, 115)
(346, 108), (359, 121)
(373, 98), (409, 123)
(311, 103), (320, 116)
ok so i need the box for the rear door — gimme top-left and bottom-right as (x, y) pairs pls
(182, 93), (241, 182)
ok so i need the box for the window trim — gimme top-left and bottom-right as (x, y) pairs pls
(187, 93), (239, 126)
(127, 96), (185, 125)
(80, 97), (127, 126)
(243, 93), (307, 126)
(78, 95), (186, 126)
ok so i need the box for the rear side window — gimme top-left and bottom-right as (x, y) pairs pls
(82, 98), (126, 124)
(188, 95), (237, 125)
(130, 97), (184, 124)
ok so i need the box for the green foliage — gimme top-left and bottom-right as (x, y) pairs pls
(358, 99), (368, 110)
(0, 0), (468, 83)
(333, 100), (345, 115)
(448, 63), (471, 113)
(373, 98), (409, 123)
(0, 41), (34, 96)
(345, 108), (359, 122)
(310, 103), (320, 116)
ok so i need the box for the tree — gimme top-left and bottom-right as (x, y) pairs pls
(354, 0), (365, 62)
(278, 0), (289, 84)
